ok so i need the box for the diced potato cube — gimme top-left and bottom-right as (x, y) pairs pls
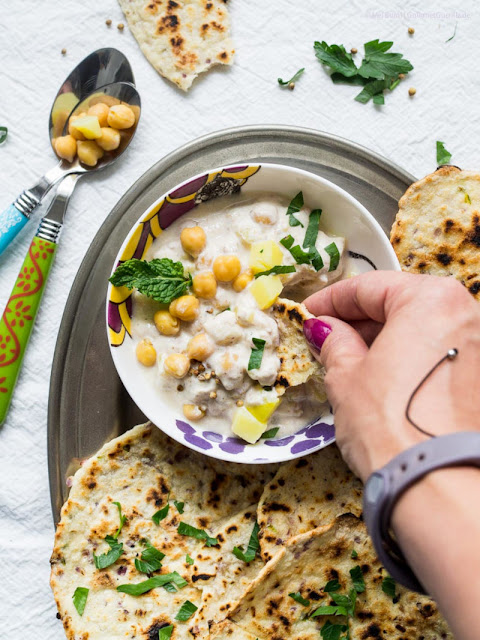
(70, 115), (102, 140)
(249, 241), (283, 274)
(250, 275), (283, 310)
(247, 398), (281, 423)
(232, 406), (266, 444)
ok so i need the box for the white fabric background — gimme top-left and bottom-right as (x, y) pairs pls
(0, 0), (477, 636)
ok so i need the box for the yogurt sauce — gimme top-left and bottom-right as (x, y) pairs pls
(131, 191), (345, 439)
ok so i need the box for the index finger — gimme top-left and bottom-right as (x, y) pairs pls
(304, 270), (422, 323)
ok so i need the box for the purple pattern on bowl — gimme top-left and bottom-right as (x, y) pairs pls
(170, 174), (208, 199)
(291, 439), (324, 454)
(202, 431), (224, 443)
(219, 438), (246, 454)
(265, 435), (295, 447)
(159, 200), (197, 231)
(184, 433), (213, 450)
(176, 420), (195, 435)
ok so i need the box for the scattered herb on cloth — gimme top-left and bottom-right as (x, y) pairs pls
(436, 141), (452, 166)
(0, 126), (7, 145)
(278, 68), (305, 88)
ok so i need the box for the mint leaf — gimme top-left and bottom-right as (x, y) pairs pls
(232, 521), (260, 563)
(358, 39), (413, 79)
(278, 68), (305, 86)
(350, 565), (365, 593)
(261, 427), (279, 439)
(382, 575), (396, 600)
(314, 41), (358, 77)
(175, 600), (198, 621)
(286, 192), (305, 227)
(303, 209), (322, 249)
(72, 587), (89, 616)
(177, 522), (218, 547)
(174, 500), (185, 514)
(436, 141), (452, 166)
(159, 625), (173, 640)
(93, 537), (123, 569)
(324, 579), (341, 593)
(109, 258), (192, 304)
(0, 126), (7, 145)
(112, 502), (127, 540)
(248, 338), (266, 371)
(117, 572), (187, 595)
(310, 604), (348, 617)
(135, 544), (165, 574)
(289, 591), (310, 606)
(320, 620), (348, 640)
(152, 501), (170, 525)
(325, 242), (340, 271)
(254, 265), (296, 278)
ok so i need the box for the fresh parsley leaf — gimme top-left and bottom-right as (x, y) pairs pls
(286, 192), (305, 227)
(93, 536), (123, 569)
(324, 579), (341, 593)
(303, 209), (322, 249)
(278, 68), (305, 86)
(177, 522), (218, 547)
(382, 575), (396, 600)
(0, 126), (7, 145)
(310, 604), (348, 617)
(436, 141), (452, 166)
(248, 338), (266, 371)
(232, 522), (260, 563)
(109, 258), (192, 304)
(174, 500), (185, 514)
(314, 41), (358, 78)
(289, 591), (310, 606)
(72, 587), (89, 616)
(135, 544), (165, 574)
(152, 501), (170, 525)
(358, 39), (413, 80)
(350, 565), (365, 593)
(320, 620), (348, 640)
(186, 554), (194, 565)
(261, 427), (279, 439)
(112, 502), (127, 540)
(330, 72), (366, 86)
(175, 600), (198, 621)
(117, 572), (188, 595)
(159, 625), (173, 640)
(325, 242), (340, 271)
(354, 77), (393, 104)
(351, 549), (358, 559)
(254, 265), (296, 278)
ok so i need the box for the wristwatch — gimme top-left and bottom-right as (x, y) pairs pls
(363, 431), (480, 593)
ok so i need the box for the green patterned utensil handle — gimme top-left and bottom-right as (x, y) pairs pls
(0, 235), (56, 425)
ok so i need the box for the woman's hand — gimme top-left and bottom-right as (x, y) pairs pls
(303, 271), (480, 482)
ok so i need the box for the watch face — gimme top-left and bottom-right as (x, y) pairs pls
(364, 472), (385, 506)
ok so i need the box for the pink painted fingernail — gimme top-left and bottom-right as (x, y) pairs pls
(303, 318), (332, 352)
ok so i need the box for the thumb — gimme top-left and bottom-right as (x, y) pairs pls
(303, 316), (368, 372)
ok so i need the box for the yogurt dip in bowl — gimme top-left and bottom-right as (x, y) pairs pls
(107, 163), (400, 463)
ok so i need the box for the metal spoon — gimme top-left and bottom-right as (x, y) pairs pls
(0, 81), (141, 425)
(0, 48), (134, 257)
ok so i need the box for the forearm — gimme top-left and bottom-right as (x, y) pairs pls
(392, 466), (480, 640)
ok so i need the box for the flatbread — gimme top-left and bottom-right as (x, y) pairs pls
(229, 515), (452, 640)
(257, 444), (363, 561)
(118, 0), (234, 91)
(272, 298), (324, 394)
(51, 423), (278, 639)
(209, 620), (260, 640)
(391, 165), (480, 298)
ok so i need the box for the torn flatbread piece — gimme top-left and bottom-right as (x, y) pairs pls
(118, 0), (235, 91)
(391, 165), (480, 298)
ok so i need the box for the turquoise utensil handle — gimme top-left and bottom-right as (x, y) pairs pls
(0, 235), (56, 425)
(0, 204), (29, 256)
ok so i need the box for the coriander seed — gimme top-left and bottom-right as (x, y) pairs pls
(408, 27), (415, 35)
(236, 399), (244, 407)
(61, 48), (67, 55)
(408, 87), (416, 96)
(117, 22), (124, 30)
(350, 47), (358, 54)
(398, 73), (406, 80)
(288, 82), (295, 91)
(106, 18), (112, 26)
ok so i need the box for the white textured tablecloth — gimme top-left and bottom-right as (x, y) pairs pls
(0, 0), (478, 635)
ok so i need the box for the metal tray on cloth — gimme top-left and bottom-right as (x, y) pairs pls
(48, 124), (415, 521)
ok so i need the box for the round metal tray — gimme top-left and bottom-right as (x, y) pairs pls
(48, 125), (415, 521)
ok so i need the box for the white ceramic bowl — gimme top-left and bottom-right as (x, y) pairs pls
(106, 163), (400, 463)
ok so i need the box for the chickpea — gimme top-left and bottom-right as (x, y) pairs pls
(192, 271), (217, 299)
(136, 339), (157, 367)
(77, 140), (104, 167)
(183, 404), (205, 421)
(233, 270), (253, 292)
(180, 226), (206, 257)
(164, 353), (190, 378)
(187, 333), (214, 362)
(169, 295), (199, 322)
(107, 104), (135, 129)
(96, 127), (121, 151)
(213, 255), (241, 283)
(87, 102), (110, 127)
(69, 112), (87, 140)
(54, 135), (77, 163)
(154, 310), (180, 336)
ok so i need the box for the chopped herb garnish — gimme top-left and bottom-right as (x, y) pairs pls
(281, 233), (323, 270)
(355, 77), (393, 104)
(351, 549), (358, 559)
(465, 193), (471, 204)
(177, 522), (218, 547)
(109, 258), (192, 304)
(159, 625), (174, 640)
(308, 247), (324, 271)
(436, 141), (452, 166)
(325, 242), (340, 271)
(112, 502), (127, 540)
(175, 600), (198, 621)
(254, 265), (296, 278)
(135, 544), (165, 574)
(382, 575), (396, 600)
(286, 192), (305, 227)
(320, 620), (348, 640)
(174, 500), (185, 514)
(72, 587), (89, 616)
(186, 554), (194, 565)
(314, 41), (357, 77)
(0, 126), (8, 145)
(289, 591), (310, 606)
(248, 338), (266, 371)
(330, 589), (357, 617)
(152, 499), (170, 525)
(446, 23), (457, 42)
(358, 39), (413, 80)
(261, 427), (279, 439)
(278, 67), (305, 86)
(310, 604), (348, 618)
(350, 565), (365, 593)
(280, 235), (294, 250)
(232, 521), (260, 563)
(163, 582), (179, 593)
(117, 572), (188, 595)
(93, 535), (123, 569)
(324, 579), (341, 593)
(303, 209), (322, 249)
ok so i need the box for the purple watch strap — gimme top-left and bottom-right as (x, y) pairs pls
(363, 431), (480, 593)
